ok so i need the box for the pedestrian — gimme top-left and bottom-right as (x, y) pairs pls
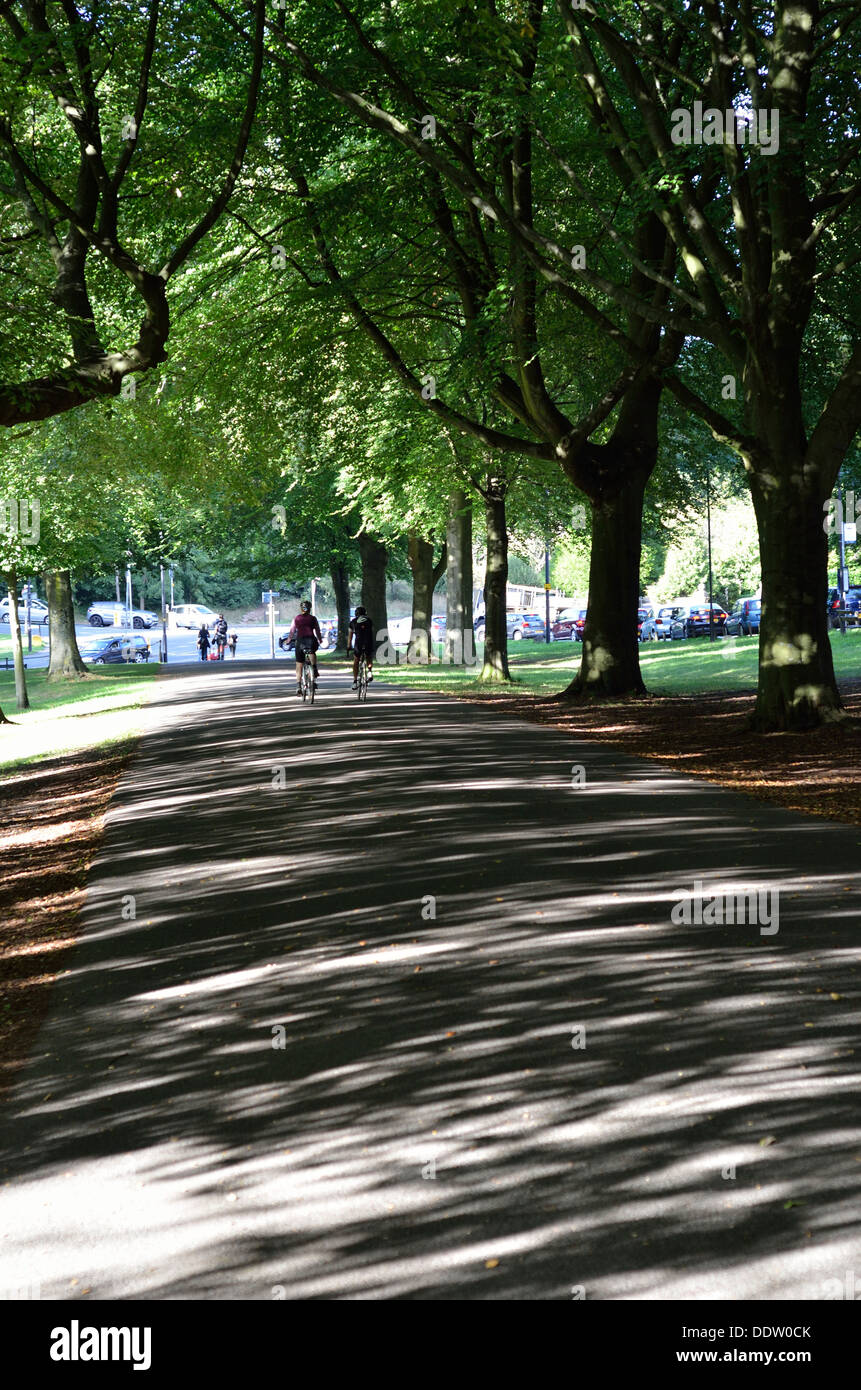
(197, 624), (210, 661)
(228, 631), (238, 658)
(214, 612), (228, 660)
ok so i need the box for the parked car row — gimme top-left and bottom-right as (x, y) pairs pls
(639, 601), (761, 640)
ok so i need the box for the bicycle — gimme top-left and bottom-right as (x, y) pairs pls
(356, 652), (369, 702)
(300, 648), (316, 703)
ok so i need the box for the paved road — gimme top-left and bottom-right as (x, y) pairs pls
(6, 622), (302, 670)
(1, 664), (859, 1300)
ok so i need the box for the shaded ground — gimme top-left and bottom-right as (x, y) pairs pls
(456, 679), (861, 827)
(0, 745), (136, 1100)
(1, 664), (859, 1301)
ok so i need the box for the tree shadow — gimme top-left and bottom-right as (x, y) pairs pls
(1, 669), (859, 1300)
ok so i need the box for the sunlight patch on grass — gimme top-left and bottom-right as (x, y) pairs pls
(380, 633), (861, 700)
(0, 666), (158, 772)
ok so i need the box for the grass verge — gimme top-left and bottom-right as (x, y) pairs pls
(0, 663), (158, 773)
(379, 634), (861, 825)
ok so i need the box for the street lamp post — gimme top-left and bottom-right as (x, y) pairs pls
(544, 541), (551, 643)
(838, 474), (848, 635)
(159, 563), (168, 664)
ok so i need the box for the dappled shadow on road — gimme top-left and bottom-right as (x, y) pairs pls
(1, 667), (859, 1300)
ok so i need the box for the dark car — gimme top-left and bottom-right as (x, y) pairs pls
(551, 607), (587, 641)
(279, 618), (337, 652)
(285, 618), (338, 650)
(725, 598), (762, 636)
(79, 634), (151, 664)
(827, 587), (861, 628)
(670, 604), (728, 639)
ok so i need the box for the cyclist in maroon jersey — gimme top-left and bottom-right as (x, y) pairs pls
(287, 600), (322, 694)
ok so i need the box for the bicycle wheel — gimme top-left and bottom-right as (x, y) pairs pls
(358, 657), (369, 702)
(307, 657), (315, 704)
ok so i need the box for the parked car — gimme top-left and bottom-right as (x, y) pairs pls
(506, 611), (546, 641)
(318, 619), (338, 649)
(669, 603), (728, 639)
(827, 587), (861, 628)
(640, 605), (683, 640)
(79, 634), (151, 664)
(87, 601), (160, 629)
(0, 595), (50, 626)
(278, 617), (338, 652)
(170, 603), (221, 629)
(551, 607), (587, 641)
(725, 597), (762, 636)
(637, 606), (654, 639)
(430, 614), (447, 643)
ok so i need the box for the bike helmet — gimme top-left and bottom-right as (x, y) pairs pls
(355, 605), (366, 616)
(300, 600), (312, 613)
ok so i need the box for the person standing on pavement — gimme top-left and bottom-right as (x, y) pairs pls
(214, 613), (228, 660)
(227, 631), (238, 659)
(197, 624), (211, 661)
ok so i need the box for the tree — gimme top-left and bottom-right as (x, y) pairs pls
(0, 0), (264, 424)
(255, 6), (685, 697)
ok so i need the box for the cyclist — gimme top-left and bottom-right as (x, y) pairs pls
(287, 600), (322, 695)
(348, 605), (375, 689)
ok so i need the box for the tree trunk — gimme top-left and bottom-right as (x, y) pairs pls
(557, 466), (649, 699)
(358, 533), (388, 653)
(557, 380), (660, 700)
(479, 484), (511, 682)
(5, 567), (29, 709)
(330, 559), (351, 650)
(46, 569), (88, 680)
(749, 463), (841, 730)
(445, 488), (473, 663)
(408, 533), (446, 662)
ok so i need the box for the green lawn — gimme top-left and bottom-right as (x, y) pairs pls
(0, 664), (159, 773)
(0, 632), (45, 657)
(378, 631), (861, 698)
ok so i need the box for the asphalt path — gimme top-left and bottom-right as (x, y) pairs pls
(1, 663), (859, 1300)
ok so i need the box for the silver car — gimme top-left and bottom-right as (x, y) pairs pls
(0, 595), (50, 626)
(640, 605), (683, 641)
(87, 602), (160, 629)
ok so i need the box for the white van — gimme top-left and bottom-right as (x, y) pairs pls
(170, 604), (220, 629)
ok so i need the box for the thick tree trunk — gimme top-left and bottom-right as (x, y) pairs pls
(408, 533), (446, 662)
(46, 569), (88, 680)
(749, 465), (841, 730)
(557, 381), (659, 700)
(445, 489), (473, 663)
(5, 567), (29, 709)
(330, 559), (351, 650)
(479, 485), (511, 682)
(358, 533), (388, 654)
